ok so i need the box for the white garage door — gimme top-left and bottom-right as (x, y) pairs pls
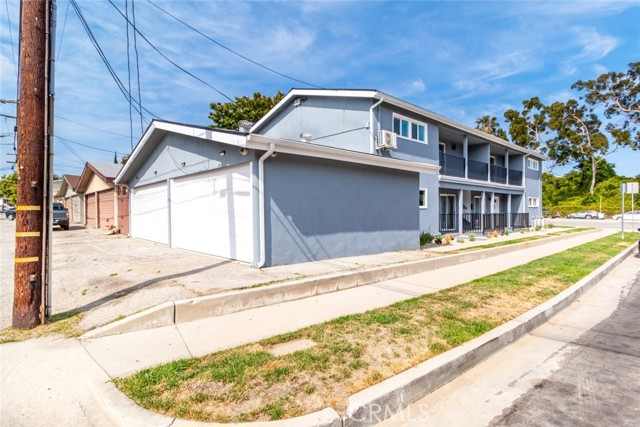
(170, 164), (253, 262)
(130, 181), (168, 244)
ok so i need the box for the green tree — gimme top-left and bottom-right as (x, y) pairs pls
(113, 151), (118, 164)
(503, 97), (549, 151)
(0, 173), (18, 205)
(474, 115), (507, 139)
(208, 91), (285, 130)
(546, 99), (610, 196)
(572, 62), (639, 148)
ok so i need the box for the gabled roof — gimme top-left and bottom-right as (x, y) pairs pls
(56, 174), (81, 197)
(76, 162), (122, 193)
(115, 120), (439, 185)
(251, 88), (548, 160)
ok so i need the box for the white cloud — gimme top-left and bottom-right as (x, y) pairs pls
(570, 27), (618, 62)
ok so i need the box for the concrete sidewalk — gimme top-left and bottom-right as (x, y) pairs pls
(0, 227), (630, 427)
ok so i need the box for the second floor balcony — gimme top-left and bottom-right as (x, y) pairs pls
(439, 153), (524, 186)
(439, 152), (465, 178)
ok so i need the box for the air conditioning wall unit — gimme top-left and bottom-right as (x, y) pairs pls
(377, 130), (397, 150)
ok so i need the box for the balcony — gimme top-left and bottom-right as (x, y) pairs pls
(508, 169), (523, 186)
(468, 159), (488, 181)
(439, 152), (465, 178)
(490, 165), (507, 184)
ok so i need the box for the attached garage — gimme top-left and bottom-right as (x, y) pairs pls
(97, 190), (115, 228)
(170, 164), (253, 262)
(130, 181), (168, 244)
(76, 162), (123, 229)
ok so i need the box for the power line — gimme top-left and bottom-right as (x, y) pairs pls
(56, 137), (86, 163)
(131, 0), (144, 134)
(125, 0), (134, 149)
(55, 115), (140, 139)
(146, 0), (322, 89)
(3, 0), (17, 75)
(69, 0), (159, 122)
(55, 0), (70, 62)
(54, 134), (129, 156)
(107, 0), (234, 102)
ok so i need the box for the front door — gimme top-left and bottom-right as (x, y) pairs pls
(440, 194), (456, 231)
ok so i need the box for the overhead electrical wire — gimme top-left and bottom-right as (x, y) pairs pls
(56, 137), (87, 163)
(55, 0), (70, 61)
(146, 0), (323, 89)
(125, 0), (134, 149)
(56, 115), (139, 139)
(107, 0), (234, 102)
(69, 0), (159, 122)
(54, 134), (128, 156)
(131, 0), (144, 134)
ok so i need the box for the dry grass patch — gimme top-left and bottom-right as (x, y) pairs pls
(115, 232), (638, 422)
(0, 311), (84, 344)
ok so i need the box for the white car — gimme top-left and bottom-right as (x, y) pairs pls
(612, 210), (640, 221)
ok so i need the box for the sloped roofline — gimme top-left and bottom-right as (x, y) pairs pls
(115, 119), (439, 185)
(250, 88), (548, 160)
(76, 163), (116, 193)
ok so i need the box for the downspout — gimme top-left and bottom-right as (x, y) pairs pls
(369, 96), (384, 154)
(256, 143), (276, 268)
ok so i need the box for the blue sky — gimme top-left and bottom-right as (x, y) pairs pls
(1, 0), (639, 178)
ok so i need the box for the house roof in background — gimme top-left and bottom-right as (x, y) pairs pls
(76, 162), (122, 193)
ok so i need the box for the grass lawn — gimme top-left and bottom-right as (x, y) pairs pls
(115, 232), (638, 422)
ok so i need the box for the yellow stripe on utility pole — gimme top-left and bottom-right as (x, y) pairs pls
(16, 205), (41, 211)
(14, 257), (40, 263)
(16, 232), (41, 237)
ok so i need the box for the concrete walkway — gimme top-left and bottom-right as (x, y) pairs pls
(0, 227), (631, 427)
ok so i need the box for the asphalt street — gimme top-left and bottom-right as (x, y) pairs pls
(377, 251), (640, 427)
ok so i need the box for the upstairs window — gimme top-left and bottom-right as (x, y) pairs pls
(393, 114), (426, 143)
(527, 197), (539, 207)
(527, 158), (539, 170)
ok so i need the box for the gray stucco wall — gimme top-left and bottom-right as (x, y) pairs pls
(126, 133), (256, 188)
(259, 97), (372, 152)
(525, 157), (543, 218)
(263, 154), (419, 266)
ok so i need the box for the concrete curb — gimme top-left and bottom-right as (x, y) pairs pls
(342, 241), (637, 427)
(90, 373), (342, 427)
(82, 229), (598, 339)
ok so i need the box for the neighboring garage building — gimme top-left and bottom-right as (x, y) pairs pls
(76, 162), (123, 229)
(58, 174), (83, 224)
(115, 120), (438, 267)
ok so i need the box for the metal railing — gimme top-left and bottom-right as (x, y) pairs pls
(439, 213), (458, 232)
(439, 152), (465, 178)
(468, 159), (488, 181)
(463, 213), (482, 233)
(511, 213), (530, 229)
(482, 213), (507, 232)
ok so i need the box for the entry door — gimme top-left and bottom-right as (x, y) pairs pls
(170, 164), (253, 262)
(493, 195), (501, 213)
(440, 194), (456, 230)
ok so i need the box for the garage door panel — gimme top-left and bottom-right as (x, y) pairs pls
(98, 190), (115, 228)
(131, 182), (168, 244)
(171, 165), (253, 262)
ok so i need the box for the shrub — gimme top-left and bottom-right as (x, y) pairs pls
(535, 225), (542, 231)
(492, 230), (499, 238)
(504, 229), (510, 236)
(420, 232), (434, 246)
(468, 233), (476, 241)
(434, 235), (443, 245)
(456, 236), (465, 243)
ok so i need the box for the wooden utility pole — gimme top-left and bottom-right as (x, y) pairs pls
(13, 0), (53, 329)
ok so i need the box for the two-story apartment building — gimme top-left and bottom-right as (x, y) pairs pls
(116, 89), (544, 266)
(252, 89), (545, 236)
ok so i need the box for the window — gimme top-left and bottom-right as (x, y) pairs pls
(419, 189), (428, 208)
(528, 197), (539, 207)
(527, 158), (539, 170)
(393, 114), (426, 143)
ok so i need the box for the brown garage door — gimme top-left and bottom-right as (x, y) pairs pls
(98, 190), (115, 228)
(86, 193), (97, 228)
(117, 186), (129, 235)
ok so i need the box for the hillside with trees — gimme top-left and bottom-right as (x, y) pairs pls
(476, 62), (639, 216)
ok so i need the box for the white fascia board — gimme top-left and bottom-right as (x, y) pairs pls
(439, 175), (524, 190)
(114, 121), (249, 185)
(246, 134), (439, 174)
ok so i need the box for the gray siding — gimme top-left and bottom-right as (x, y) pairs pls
(127, 133), (256, 188)
(259, 97), (371, 152)
(525, 157), (543, 218)
(264, 154), (419, 266)
(419, 172), (440, 233)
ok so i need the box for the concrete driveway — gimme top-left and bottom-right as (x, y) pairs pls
(0, 218), (435, 332)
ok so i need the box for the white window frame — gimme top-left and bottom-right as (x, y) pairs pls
(527, 158), (539, 170)
(419, 188), (428, 209)
(393, 113), (427, 143)
(527, 197), (539, 208)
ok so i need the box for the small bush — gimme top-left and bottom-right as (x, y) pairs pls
(434, 235), (443, 245)
(444, 234), (453, 245)
(420, 232), (434, 246)
(547, 223), (554, 229)
(492, 230), (499, 238)
(535, 225), (542, 231)
(456, 236), (465, 243)
(504, 229), (510, 236)
(468, 233), (476, 242)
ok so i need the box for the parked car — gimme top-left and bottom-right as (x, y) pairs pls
(5, 203), (69, 230)
(542, 208), (561, 218)
(612, 210), (640, 221)
(566, 210), (605, 220)
(5, 207), (16, 220)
